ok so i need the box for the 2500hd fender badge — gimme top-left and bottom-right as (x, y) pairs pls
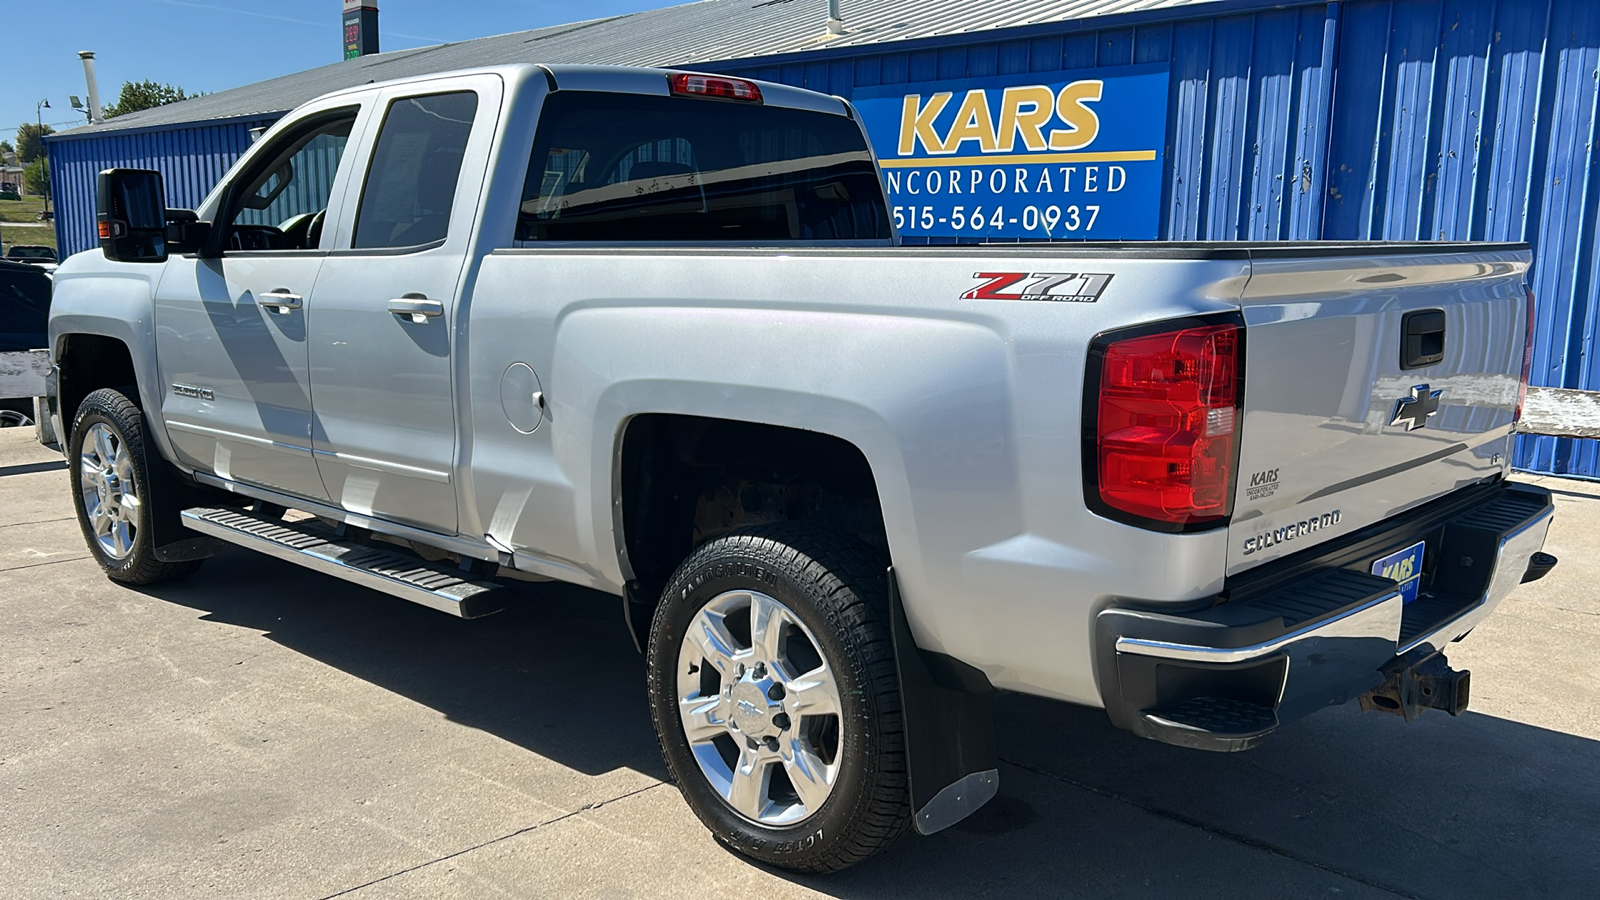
(962, 272), (1112, 302)
(170, 383), (214, 401)
(1242, 509), (1342, 555)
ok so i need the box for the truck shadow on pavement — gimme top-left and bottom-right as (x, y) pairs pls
(145, 548), (1600, 900)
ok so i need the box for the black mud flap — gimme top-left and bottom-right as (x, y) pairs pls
(148, 460), (225, 562)
(622, 578), (659, 654)
(889, 568), (999, 835)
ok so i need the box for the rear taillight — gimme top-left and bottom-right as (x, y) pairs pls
(1085, 318), (1244, 530)
(667, 73), (763, 103)
(1514, 288), (1535, 423)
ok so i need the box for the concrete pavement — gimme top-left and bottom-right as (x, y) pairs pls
(2, 426), (1597, 899)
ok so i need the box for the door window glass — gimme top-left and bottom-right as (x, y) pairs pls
(0, 264), (51, 352)
(352, 91), (479, 249)
(229, 113), (355, 251)
(517, 91), (890, 242)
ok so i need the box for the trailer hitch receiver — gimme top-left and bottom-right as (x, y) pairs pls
(1359, 652), (1470, 722)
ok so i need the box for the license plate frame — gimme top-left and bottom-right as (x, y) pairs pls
(1371, 540), (1426, 605)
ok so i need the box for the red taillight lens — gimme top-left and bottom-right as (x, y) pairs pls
(667, 73), (763, 103)
(1091, 321), (1243, 528)
(1514, 288), (1535, 423)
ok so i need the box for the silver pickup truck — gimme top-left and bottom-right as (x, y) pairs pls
(46, 64), (1556, 872)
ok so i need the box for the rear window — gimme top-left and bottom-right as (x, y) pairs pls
(516, 90), (890, 243)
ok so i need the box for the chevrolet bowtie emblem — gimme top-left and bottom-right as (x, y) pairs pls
(1390, 384), (1443, 431)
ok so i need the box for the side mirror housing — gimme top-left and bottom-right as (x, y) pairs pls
(164, 208), (211, 255)
(96, 168), (169, 263)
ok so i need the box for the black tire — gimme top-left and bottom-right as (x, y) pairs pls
(69, 388), (203, 586)
(646, 524), (910, 873)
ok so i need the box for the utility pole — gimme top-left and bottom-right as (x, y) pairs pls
(78, 51), (104, 124)
(35, 98), (50, 215)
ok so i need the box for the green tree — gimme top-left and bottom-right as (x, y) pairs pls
(15, 123), (54, 164)
(24, 158), (49, 197)
(0, 140), (13, 155)
(104, 80), (197, 118)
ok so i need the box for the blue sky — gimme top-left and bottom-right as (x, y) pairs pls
(1, 0), (681, 145)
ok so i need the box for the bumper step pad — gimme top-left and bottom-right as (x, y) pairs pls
(180, 506), (505, 618)
(1139, 697), (1280, 753)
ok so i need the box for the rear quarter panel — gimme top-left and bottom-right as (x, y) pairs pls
(467, 248), (1248, 703)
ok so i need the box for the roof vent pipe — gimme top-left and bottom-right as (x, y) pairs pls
(77, 51), (103, 124)
(826, 0), (844, 36)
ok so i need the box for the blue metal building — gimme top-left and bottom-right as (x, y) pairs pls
(46, 0), (1600, 476)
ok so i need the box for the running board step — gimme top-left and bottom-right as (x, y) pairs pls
(181, 506), (505, 618)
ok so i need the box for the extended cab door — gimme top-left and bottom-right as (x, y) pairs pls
(154, 100), (369, 500)
(306, 76), (501, 533)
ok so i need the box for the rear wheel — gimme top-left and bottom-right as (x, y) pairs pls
(646, 524), (910, 873)
(69, 388), (202, 586)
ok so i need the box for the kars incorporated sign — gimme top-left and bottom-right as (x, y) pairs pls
(853, 64), (1169, 240)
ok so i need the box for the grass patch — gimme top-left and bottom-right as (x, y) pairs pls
(0, 198), (58, 256)
(0, 197), (50, 223)
(1, 228), (57, 255)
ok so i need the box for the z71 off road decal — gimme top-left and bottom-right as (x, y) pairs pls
(962, 272), (1113, 303)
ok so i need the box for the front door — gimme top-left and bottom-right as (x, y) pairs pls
(308, 81), (496, 533)
(155, 106), (364, 501)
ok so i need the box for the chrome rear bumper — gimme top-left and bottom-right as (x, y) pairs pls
(1095, 481), (1554, 750)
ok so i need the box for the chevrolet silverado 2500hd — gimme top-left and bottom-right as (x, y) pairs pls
(46, 65), (1556, 872)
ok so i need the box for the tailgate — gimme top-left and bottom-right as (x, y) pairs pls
(1227, 246), (1531, 576)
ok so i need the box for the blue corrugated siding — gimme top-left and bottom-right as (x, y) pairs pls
(44, 0), (1600, 476)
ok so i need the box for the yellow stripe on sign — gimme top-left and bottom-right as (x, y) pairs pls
(879, 150), (1159, 168)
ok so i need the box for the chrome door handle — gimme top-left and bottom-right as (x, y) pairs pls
(388, 294), (444, 323)
(257, 289), (302, 314)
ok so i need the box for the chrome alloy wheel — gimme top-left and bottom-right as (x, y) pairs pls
(677, 589), (844, 826)
(79, 422), (140, 560)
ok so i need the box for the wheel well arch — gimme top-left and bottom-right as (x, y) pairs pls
(615, 413), (888, 644)
(56, 333), (139, 430)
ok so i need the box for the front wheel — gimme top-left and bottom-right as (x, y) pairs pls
(646, 525), (910, 873)
(69, 388), (202, 586)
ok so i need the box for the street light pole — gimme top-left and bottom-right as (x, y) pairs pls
(35, 98), (51, 215)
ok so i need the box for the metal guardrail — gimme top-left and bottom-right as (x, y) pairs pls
(0, 349), (56, 447)
(1517, 386), (1600, 440)
(0, 349), (49, 399)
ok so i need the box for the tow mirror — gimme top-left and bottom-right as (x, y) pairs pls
(96, 168), (168, 262)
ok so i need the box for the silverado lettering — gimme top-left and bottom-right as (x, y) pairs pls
(1242, 510), (1343, 556)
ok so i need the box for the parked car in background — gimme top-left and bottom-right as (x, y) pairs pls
(6, 245), (56, 264)
(0, 258), (51, 426)
(4, 245), (58, 277)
